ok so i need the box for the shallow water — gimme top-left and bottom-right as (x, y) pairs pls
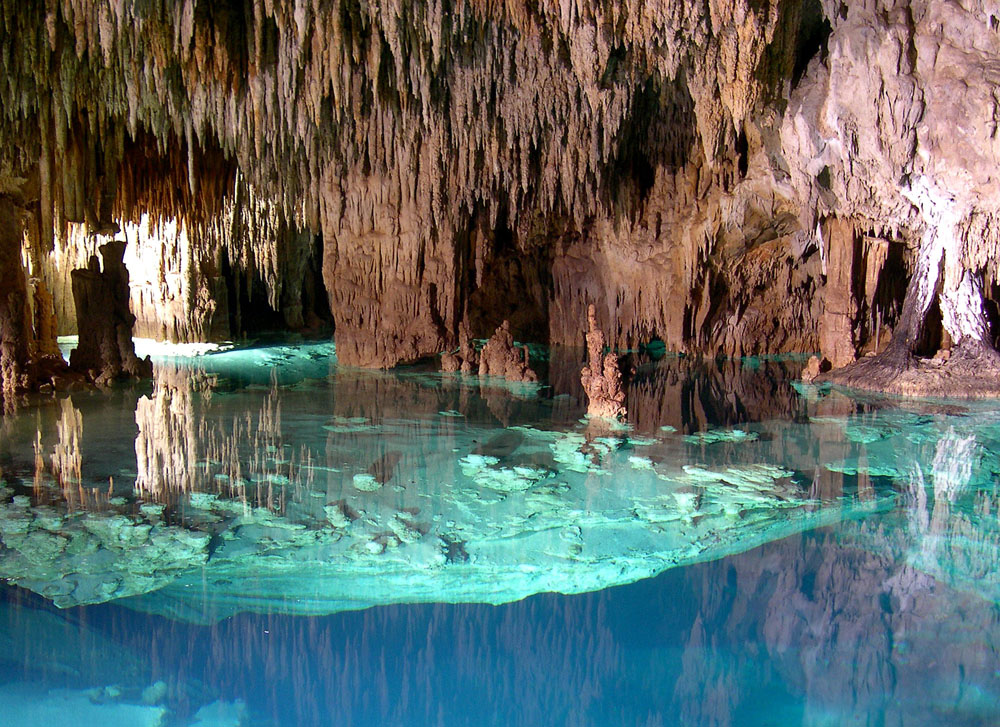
(1, 341), (999, 726)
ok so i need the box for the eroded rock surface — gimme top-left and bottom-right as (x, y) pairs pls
(478, 320), (537, 382)
(0, 2), (998, 392)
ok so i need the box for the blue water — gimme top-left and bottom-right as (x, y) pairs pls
(1, 341), (999, 726)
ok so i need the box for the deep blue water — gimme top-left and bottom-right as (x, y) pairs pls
(0, 341), (998, 726)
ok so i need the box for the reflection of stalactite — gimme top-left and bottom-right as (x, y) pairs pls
(905, 427), (980, 552)
(893, 423), (1000, 598)
(30, 395), (116, 511)
(134, 366), (201, 500)
(51, 396), (82, 489)
(675, 525), (1000, 727)
(134, 366), (311, 512)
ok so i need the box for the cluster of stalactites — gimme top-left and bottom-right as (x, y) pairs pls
(0, 0), (791, 243)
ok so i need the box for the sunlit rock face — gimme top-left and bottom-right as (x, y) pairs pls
(0, 2), (998, 371)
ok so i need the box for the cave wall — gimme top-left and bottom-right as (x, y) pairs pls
(0, 1), (998, 368)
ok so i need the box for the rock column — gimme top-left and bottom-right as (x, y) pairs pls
(69, 240), (152, 383)
(581, 305), (626, 420)
(819, 217), (858, 369)
(0, 196), (29, 407)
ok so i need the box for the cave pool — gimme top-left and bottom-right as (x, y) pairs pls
(0, 339), (999, 726)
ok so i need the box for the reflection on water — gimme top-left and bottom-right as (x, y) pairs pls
(2, 526), (997, 727)
(0, 342), (999, 725)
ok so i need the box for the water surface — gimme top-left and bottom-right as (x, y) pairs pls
(0, 342), (998, 725)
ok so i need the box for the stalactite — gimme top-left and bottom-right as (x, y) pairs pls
(0, 0), (797, 365)
(0, 0), (998, 389)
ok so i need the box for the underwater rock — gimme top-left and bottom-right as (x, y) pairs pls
(0, 683), (167, 727)
(581, 305), (626, 420)
(683, 429), (759, 445)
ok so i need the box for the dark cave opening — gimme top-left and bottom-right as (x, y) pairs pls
(983, 282), (1000, 350)
(861, 241), (908, 353)
(912, 299), (943, 357)
(736, 127), (749, 179)
(604, 74), (696, 214)
(463, 207), (551, 346)
(792, 0), (833, 88)
(217, 244), (331, 340)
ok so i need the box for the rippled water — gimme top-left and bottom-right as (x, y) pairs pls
(0, 340), (998, 726)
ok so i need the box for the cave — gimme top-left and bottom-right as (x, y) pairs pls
(1, 2), (1000, 726)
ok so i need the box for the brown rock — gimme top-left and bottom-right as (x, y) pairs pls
(69, 240), (152, 381)
(800, 355), (835, 384)
(440, 351), (462, 373)
(0, 196), (30, 409)
(581, 305), (626, 420)
(5, 0), (1000, 400)
(441, 321), (480, 374)
(478, 320), (537, 383)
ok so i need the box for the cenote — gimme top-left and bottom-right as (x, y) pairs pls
(5, 2), (1000, 726)
(1, 342), (999, 726)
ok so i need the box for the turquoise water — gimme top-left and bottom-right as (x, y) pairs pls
(1, 341), (999, 725)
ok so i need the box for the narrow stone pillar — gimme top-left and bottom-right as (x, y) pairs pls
(581, 304), (626, 420)
(819, 217), (858, 368)
(0, 196), (30, 406)
(70, 240), (152, 382)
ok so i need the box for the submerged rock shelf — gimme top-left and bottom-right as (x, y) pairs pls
(2, 344), (998, 622)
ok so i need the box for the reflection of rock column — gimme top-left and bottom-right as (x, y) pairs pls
(134, 367), (293, 509)
(135, 366), (200, 500)
(929, 427), (977, 537)
(51, 397), (83, 499)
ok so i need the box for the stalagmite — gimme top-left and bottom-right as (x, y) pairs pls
(581, 305), (626, 420)
(800, 355), (824, 384)
(478, 320), (537, 383)
(441, 320), (479, 374)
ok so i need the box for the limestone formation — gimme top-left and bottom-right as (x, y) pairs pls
(0, 2), (999, 395)
(69, 240), (152, 383)
(478, 320), (536, 383)
(0, 196), (29, 409)
(440, 321), (479, 374)
(581, 305), (626, 420)
(800, 355), (824, 384)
